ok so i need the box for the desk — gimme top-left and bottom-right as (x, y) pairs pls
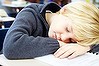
(2, 4), (25, 13)
(0, 54), (52, 66)
(2, 0), (29, 13)
(0, 17), (15, 22)
(2, 2), (29, 17)
(0, 17), (15, 28)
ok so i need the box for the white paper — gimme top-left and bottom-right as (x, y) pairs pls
(35, 53), (99, 66)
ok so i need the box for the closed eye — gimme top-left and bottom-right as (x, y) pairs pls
(66, 27), (70, 32)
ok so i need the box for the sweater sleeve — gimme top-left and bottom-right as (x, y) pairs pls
(89, 44), (99, 54)
(3, 6), (59, 60)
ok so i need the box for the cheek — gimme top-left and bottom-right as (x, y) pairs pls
(48, 28), (54, 38)
(48, 27), (60, 39)
(61, 34), (71, 43)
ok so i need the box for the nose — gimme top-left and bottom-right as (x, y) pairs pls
(61, 33), (77, 43)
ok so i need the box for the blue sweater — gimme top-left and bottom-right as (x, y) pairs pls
(3, 2), (61, 59)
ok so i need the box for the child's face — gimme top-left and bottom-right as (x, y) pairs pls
(48, 14), (77, 43)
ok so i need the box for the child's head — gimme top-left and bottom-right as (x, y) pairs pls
(59, 1), (99, 46)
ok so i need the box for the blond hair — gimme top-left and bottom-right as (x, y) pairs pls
(59, 1), (99, 46)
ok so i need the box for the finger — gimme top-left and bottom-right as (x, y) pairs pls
(54, 45), (72, 58)
(54, 47), (67, 58)
(54, 48), (66, 58)
(59, 50), (75, 59)
(67, 52), (78, 59)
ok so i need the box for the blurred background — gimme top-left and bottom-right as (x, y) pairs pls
(0, 0), (99, 18)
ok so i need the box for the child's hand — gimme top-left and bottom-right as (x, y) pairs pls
(54, 43), (90, 59)
(58, 40), (67, 47)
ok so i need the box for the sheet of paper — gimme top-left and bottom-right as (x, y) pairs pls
(0, 54), (51, 66)
(35, 53), (99, 66)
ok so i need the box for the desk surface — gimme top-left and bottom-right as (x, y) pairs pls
(0, 54), (52, 66)
(0, 17), (15, 22)
(2, 0), (27, 8)
(2, 4), (26, 8)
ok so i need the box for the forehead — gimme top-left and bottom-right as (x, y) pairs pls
(55, 14), (72, 30)
(57, 15), (69, 26)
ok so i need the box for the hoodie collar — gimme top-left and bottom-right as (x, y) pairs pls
(40, 2), (61, 18)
